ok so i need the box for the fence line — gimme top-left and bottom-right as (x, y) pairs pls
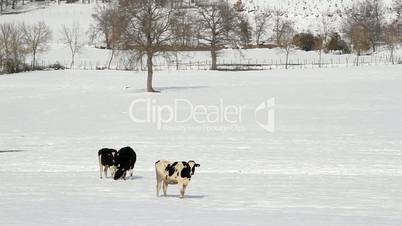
(38, 53), (402, 72)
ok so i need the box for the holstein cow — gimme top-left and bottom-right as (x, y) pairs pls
(98, 148), (117, 179)
(155, 160), (200, 198)
(114, 146), (137, 180)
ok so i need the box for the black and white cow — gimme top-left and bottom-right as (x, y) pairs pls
(155, 160), (200, 198)
(113, 146), (137, 180)
(98, 148), (117, 179)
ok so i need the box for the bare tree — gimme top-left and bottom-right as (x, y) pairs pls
(343, 0), (385, 53)
(237, 13), (252, 46)
(384, 23), (400, 64)
(21, 21), (52, 68)
(370, 0), (385, 52)
(254, 7), (271, 46)
(351, 24), (370, 66)
(169, 8), (194, 70)
(90, 2), (123, 69)
(272, 8), (287, 46)
(394, 0), (402, 18)
(121, 0), (173, 92)
(61, 23), (84, 69)
(317, 9), (337, 67)
(277, 20), (295, 69)
(90, 3), (115, 49)
(197, 0), (237, 70)
(0, 23), (26, 73)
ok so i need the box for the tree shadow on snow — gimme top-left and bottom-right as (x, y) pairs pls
(126, 86), (208, 94)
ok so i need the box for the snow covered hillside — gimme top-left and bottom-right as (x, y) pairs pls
(1, 66), (401, 225)
(1, 1), (400, 69)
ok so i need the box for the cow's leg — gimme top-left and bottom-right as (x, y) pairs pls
(99, 158), (103, 179)
(163, 181), (168, 197)
(183, 184), (188, 198)
(156, 173), (162, 197)
(130, 163), (135, 178)
(110, 166), (115, 177)
(111, 166), (117, 177)
(179, 183), (185, 198)
(104, 166), (108, 178)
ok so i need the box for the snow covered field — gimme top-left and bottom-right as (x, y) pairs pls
(1, 65), (402, 225)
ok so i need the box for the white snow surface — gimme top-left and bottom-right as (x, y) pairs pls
(1, 66), (402, 225)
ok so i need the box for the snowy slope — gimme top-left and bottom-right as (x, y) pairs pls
(0, 2), (400, 68)
(243, 0), (397, 34)
(1, 66), (402, 225)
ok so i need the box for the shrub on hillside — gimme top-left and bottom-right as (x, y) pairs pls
(327, 33), (350, 54)
(293, 33), (320, 51)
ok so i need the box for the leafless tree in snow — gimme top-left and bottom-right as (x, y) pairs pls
(120, 0), (174, 92)
(90, 2), (123, 69)
(343, 0), (385, 53)
(0, 23), (26, 73)
(21, 21), (52, 68)
(61, 23), (84, 69)
(197, 0), (237, 70)
(384, 23), (400, 64)
(253, 7), (271, 46)
(272, 8), (287, 46)
(277, 19), (295, 69)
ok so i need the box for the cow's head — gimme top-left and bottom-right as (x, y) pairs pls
(114, 168), (126, 180)
(187, 160), (200, 175)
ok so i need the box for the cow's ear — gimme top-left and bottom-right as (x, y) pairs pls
(196, 164), (200, 167)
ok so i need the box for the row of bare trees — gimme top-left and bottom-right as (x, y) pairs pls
(0, 20), (86, 73)
(0, 0), (25, 13)
(89, 0), (401, 91)
(89, 0), (261, 91)
(0, 0), (101, 14)
(0, 22), (51, 73)
(342, 0), (402, 65)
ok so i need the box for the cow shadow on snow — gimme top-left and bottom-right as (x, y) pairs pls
(124, 175), (144, 180)
(160, 194), (207, 199)
(0, 150), (26, 153)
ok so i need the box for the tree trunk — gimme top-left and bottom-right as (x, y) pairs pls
(147, 52), (156, 92)
(32, 50), (36, 69)
(107, 48), (115, 69)
(71, 53), (75, 69)
(211, 46), (217, 70)
(175, 51), (179, 70)
(318, 48), (322, 68)
(285, 50), (289, 69)
(356, 54), (359, 67)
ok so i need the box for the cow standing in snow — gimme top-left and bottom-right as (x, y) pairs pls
(98, 148), (117, 179)
(155, 160), (200, 198)
(114, 146), (137, 180)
